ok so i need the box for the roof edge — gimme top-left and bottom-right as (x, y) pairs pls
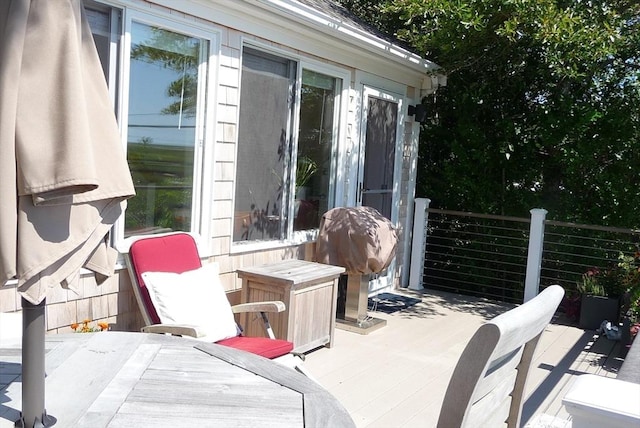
(252, 0), (440, 73)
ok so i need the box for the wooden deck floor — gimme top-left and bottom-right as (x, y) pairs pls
(304, 288), (626, 428)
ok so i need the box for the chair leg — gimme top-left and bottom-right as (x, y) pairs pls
(273, 353), (319, 384)
(259, 312), (277, 340)
(293, 360), (320, 384)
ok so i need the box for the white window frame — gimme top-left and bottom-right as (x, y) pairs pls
(231, 42), (350, 253)
(288, 61), (351, 243)
(111, 7), (220, 254)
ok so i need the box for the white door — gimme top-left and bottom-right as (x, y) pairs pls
(358, 86), (403, 291)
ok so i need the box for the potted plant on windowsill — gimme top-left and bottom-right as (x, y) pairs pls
(295, 156), (317, 200)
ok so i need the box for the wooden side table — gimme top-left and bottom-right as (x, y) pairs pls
(238, 260), (345, 353)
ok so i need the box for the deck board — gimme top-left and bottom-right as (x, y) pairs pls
(304, 288), (627, 428)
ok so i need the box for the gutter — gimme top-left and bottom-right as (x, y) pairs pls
(249, 0), (440, 74)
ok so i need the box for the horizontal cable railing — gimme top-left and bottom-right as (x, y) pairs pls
(541, 222), (640, 294)
(414, 201), (640, 304)
(421, 208), (531, 304)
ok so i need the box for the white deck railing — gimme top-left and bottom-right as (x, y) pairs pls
(409, 198), (639, 304)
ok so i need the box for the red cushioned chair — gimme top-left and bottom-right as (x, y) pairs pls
(124, 232), (311, 376)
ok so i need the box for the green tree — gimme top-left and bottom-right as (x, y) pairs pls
(339, 0), (640, 227)
(131, 27), (200, 117)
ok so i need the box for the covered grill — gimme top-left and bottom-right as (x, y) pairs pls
(316, 206), (397, 333)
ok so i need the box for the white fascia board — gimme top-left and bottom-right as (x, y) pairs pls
(252, 0), (439, 73)
(145, 1), (438, 85)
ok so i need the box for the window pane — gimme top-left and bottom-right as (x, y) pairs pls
(362, 97), (397, 220)
(85, 7), (112, 82)
(125, 22), (204, 235)
(234, 48), (296, 242)
(294, 69), (338, 231)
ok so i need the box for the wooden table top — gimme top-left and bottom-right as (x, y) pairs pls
(236, 260), (345, 286)
(0, 332), (354, 427)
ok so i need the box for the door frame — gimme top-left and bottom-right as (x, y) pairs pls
(356, 83), (406, 292)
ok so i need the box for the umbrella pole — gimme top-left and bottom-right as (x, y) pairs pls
(17, 298), (56, 428)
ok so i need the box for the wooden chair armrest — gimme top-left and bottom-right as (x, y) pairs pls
(141, 323), (207, 338)
(231, 301), (286, 314)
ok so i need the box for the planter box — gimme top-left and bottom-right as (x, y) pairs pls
(579, 294), (619, 330)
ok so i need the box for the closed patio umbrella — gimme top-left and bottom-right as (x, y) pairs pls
(0, 1), (135, 426)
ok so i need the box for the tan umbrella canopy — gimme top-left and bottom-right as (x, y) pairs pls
(0, 0), (135, 426)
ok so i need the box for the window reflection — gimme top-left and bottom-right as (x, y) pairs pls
(125, 22), (204, 235)
(294, 69), (338, 231)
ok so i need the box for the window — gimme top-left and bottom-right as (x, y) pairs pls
(85, 4), (117, 86)
(234, 48), (296, 242)
(295, 69), (340, 231)
(86, 3), (215, 239)
(124, 20), (210, 236)
(233, 48), (343, 244)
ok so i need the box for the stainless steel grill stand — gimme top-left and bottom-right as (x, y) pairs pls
(335, 274), (386, 334)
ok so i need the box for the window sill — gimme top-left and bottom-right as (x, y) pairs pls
(230, 229), (318, 255)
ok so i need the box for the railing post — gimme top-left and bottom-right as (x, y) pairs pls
(524, 208), (547, 302)
(409, 198), (430, 291)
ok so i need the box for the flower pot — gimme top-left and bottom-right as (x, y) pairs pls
(295, 186), (308, 200)
(562, 295), (581, 321)
(579, 294), (620, 330)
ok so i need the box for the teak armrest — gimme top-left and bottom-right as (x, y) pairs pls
(142, 323), (207, 338)
(231, 301), (285, 314)
(231, 301), (285, 340)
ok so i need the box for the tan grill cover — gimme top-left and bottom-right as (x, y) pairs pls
(315, 206), (397, 275)
(0, 0), (135, 304)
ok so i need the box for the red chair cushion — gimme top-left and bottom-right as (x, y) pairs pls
(129, 233), (202, 324)
(129, 233), (294, 360)
(217, 336), (294, 359)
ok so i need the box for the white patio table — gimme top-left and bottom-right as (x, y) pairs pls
(0, 331), (354, 427)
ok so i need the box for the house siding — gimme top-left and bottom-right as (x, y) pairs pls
(1, 0), (435, 334)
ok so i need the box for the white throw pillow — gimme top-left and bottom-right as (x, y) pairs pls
(141, 263), (238, 342)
